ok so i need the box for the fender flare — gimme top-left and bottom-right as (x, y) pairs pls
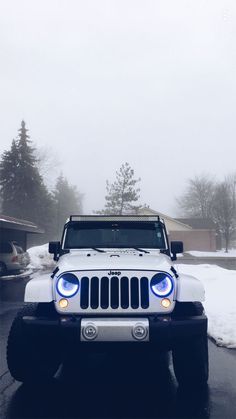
(24, 275), (53, 302)
(176, 273), (205, 302)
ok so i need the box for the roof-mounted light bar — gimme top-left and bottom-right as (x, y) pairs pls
(68, 215), (162, 222)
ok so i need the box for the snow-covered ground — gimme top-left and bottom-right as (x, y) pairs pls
(26, 244), (236, 349)
(27, 243), (56, 270)
(177, 263), (236, 349)
(186, 249), (236, 257)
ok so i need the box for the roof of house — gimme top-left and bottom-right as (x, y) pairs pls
(175, 218), (216, 230)
(0, 214), (44, 234)
(137, 207), (192, 231)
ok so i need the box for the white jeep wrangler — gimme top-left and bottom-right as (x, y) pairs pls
(7, 215), (208, 386)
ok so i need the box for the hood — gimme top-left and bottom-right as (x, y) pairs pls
(57, 249), (172, 274)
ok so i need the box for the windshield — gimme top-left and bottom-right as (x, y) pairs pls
(63, 221), (166, 250)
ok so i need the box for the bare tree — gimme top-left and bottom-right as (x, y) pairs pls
(36, 145), (61, 190)
(212, 178), (236, 252)
(225, 173), (236, 209)
(177, 174), (215, 219)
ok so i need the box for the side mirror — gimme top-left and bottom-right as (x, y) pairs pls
(49, 241), (60, 261)
(171, 241), (184, 261)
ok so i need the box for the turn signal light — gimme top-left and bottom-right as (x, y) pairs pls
(59, 298), (68, 308)
(161, 298), (171, 308)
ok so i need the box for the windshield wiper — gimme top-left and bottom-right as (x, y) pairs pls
(91, 247), (106, 253)
(133, 247), (150, 254)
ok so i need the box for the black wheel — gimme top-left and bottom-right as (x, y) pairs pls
(172, 302), (209, 387)
(7, 303), (62, 382)
(0, 262), (7, 276)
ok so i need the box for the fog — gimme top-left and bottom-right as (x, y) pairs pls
(0, 0), (235, 215)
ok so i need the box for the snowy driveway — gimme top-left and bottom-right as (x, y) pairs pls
(0, 307), (236, 419)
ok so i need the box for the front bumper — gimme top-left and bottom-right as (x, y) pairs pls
(22, 314), (207, 348)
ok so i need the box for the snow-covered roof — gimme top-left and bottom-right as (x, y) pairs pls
(0, 214), (43, 234)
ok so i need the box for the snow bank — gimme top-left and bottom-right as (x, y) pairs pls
(177, 263), (236, 349)
(187, 249), (236, 258)
(27, 244), (56, 270)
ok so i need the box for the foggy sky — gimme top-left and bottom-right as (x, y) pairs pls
(1, 0), (236, 216)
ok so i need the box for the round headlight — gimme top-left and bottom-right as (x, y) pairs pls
(56, 273), (79, 298)
(150, 272), (173, 298)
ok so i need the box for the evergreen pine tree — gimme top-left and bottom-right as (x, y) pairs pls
(0, 121), (54, 236)
(102, 162), (141, 214)
(53, 174), (83, 238)
(0, 139), (19, 216)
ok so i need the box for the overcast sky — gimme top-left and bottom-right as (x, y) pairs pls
(1, 0), (236, 216)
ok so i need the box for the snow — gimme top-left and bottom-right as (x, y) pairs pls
(187, 249), (236, 258)
(177, 263), (236, 349)
(27, 244), (56, 270)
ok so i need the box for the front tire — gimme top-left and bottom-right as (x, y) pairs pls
(172, 302), (209, 387)
(7, 303), (62, 382)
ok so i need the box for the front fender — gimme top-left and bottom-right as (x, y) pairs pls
(176, 273), (205, 302)
(24, 274), (53, 302)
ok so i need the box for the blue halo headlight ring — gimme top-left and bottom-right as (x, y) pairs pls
(56, 273), (79, 298)
(150, 272), (174, 298)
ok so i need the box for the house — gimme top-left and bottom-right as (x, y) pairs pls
(137, 207), (216, 252)
(174, 217), (217, 251)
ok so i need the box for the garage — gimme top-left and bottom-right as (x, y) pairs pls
(0, 214), (43, 251)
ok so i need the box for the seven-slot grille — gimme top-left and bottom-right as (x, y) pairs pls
(79, 275), (149, 310)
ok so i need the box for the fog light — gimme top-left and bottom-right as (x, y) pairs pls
(161, 298), (171, 308)
(132, 323), (148, 340)
(59, 298), (68, 308)
(83, 324), (98, 340)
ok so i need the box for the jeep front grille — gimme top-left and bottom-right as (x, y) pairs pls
(55, 270), (175, 314)
(80, 276), (149, 310)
